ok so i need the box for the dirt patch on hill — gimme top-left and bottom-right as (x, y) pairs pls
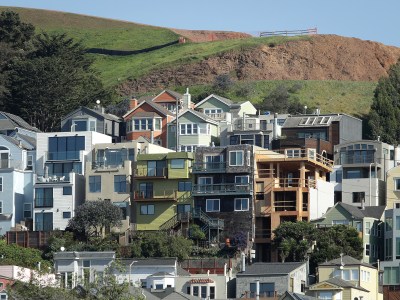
(170, 28), (252, 42)
(118, 35), (400, 95)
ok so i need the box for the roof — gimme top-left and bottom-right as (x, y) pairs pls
(189, 278), (214, 284)
(194, 94), (233, 108)
(171, 109), (218, 125)
(280, 291), (317, 300)
(282, 113), (360, 128)
(315, 277), (369, 292)
(177, 266), (190, 276)
(319, 255), (375, 269)
(141, 288), (199, 300)
(61, 106), (121, 123)
(150, 271), (174, 277)
(123, 99), (174, 119)
(119, 257), (176, 267)
(53, 251), (115, 260)
(237, 262), (305, 276)
(0, 112), (40, 132)
(153, 90), (183, 102)
(337, 202), (385, 220)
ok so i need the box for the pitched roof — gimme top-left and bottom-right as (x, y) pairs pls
(194, 94), (233, 108)
(123, 99), (174, 119)
(237, 262), (305, 276)
(0, 112), (40, 132)
(319, 255), (375, 269)
(85, 107), (121, 122)
(338, 202), (385, 220)
(282, 113), (361, 128)
(171, 109), (218, 125)
(153, 89), (183, 101)
(280, 291), (317, 300)
(323, 277), (369, 292)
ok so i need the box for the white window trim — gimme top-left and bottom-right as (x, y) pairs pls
(229, 150), (244, 166)
(234, 198), (249, 211)
(128, 117), (157, 132)
(179, 123), (198, 135)
(206, 199), (220, 212)
(72, 118), (96, 132)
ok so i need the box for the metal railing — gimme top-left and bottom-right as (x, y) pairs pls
(193, 208), (224, 230)
(46, 151), (81, 161)
(192, 183), (253, 195)
(273, 149), (333, 168)
(260, 27), (317, 37)
(335, 153), (375, 165)
(134, 168), (168, 177)
(192, 162), (226, 172)
(91, 161), (126, 170)
(36, 173), (70, 183)
(133, 190), (177, 201)
(204, 112), (226, 120)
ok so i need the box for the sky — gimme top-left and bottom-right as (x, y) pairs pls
(1, 0), (400, 46)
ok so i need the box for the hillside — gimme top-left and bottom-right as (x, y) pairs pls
(2, 7), (400, 116)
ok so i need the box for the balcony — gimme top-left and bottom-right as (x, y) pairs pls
(274, 178), (316, 189)
(45, 151), (80, 161)
(134, 168), (168, 178)
(205, 112), (226, 120)
(192, 162), (226, 173)
(35, 174), (70, 184)
(192, 183), (253, 196)
(335, 153), (375, 165)
(133, 190), (177, 201)
(91, 160), (127, 170)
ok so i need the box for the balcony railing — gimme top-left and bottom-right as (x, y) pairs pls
(275, 178), (316, 189)
(36, 174), (70, 184)
(192, 183), (253, 195)
(91, 161), (126, 170)
(0, 159), (24, 170)
(134, 168), (168, 178)
(242, 291), (277, 299)
(335, 153), (375, 165)
(46, 151), (80, 161)
(192, 162), (226, 173)
(205, 112), (226, 120)
(133, 190), (177, 201)
(274, 148), (333, 168)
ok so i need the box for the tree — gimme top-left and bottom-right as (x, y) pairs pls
(68, 201), (122, 240)
(189, 224), (206, 246)
(368, 60), (400, 143)
(258, 84), (306, 114)
(212, 74), (233, 93)
(273, 221), (317, 262)
(6, 31), (112, 132)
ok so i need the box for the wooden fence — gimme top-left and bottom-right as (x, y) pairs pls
(260, 28), (317, 37)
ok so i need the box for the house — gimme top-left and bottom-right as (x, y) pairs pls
(310, 202), (385, 264)
(221, 113), (289, 149)
(236, 262), (308, 299)
(254, 147), (334, 262)
(308, 255), (383, 300)
(167, 109), (219, 152)
(61, 104), (122, 143)
(0, 134), (36, 233)
(141, 288), (200, 300)
(53, 251), (115, 289)
(33, 131), (111, 231)
(279, 291), (316, 300)
(385, 165), (400, 209)
(331, 140), (396, 206)
(85, 140), (173, 238)
(0, 265), (57, 288)
(195, 94), (257, 122)
(115, 258), (177, 287)
(0, 111), (40, 136)
(133, 152), (194, 232)
(191, 144), (254, 246)
(123, 98), (175, 148)
(272, 113), (362, 160)
(150, 90), (185, 113)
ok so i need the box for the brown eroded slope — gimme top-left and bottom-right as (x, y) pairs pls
(118, 35), (400, 94)
(171, 28), (252, 42)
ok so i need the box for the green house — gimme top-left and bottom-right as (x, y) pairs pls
(311, 202), (385, 264)
(133, 152), (194, 231)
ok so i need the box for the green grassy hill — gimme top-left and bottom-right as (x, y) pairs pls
(1, 7), (378, 116)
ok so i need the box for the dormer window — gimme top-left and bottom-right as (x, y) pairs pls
(71, 119), (96, 132)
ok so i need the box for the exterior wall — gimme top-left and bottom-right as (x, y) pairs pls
(0, 265), (57, 286)
(309, 179), (334, 220)
(338, 115), (363, 145)
(175, 274), (229, 300)
(146, 276), (175, 289)
(115, 264), (176, 286)
(340, 178), (380, 207)
(196, 96), (230, 112)
(386, 166), (400, 208)
(236, 101), (257, 117)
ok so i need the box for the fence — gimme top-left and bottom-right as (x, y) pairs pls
(260, 28), (317, 37)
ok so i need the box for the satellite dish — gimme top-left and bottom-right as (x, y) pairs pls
(60, 246), (65, 252)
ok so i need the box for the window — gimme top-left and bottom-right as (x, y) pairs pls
(0, 177), (3, 192)
(235, 198), (249, 211)
(351, 269), (359, 280)
(155, 284), (163, 290)
(397, 238), (400, 259)
(201, 286), (207, 298)
(114, 175), (127, 193)
(395, 179), (400, 190)
(177, 204), (191, 214)
(23, 203), (32, 218)
(180, 145), (198, 152)
(0, 201), (2, 214)
(171, 159), (184, 169)
(387, 217), (393, 231)
(361, 270), (370, 282)
(193, 286), (199, 297)
(63, 186), (72, 195)
(48, 136), (85, 160)
(178, 181), (192, 191)
(63, 211), (71, 219)
(336, 170), (342, 183)
(139, 183), (153, 198)
(89, 176), (101, 193)
(318, 291), (333, 300)
(352, 192), (365, 203)
(229, 151), (243, 166)
(35, 188), (53, 207)
(365, 244), (370, 256)
(27, 155), (33, 170)
(180, 123), (198, 135)
(130, 118), (154, 131)
(386, 238), (393, 260)
(206, 199), (220, 212)
(235, 175), (249, 184)
(365, 222), (371, 235)
(35, 212), (53, 231)
(83, 260), (90, 268)
(332, 220), (349, 225)
(210, 286), (215, 299)
(0, 294), (7, 300)
(384, 267), (399, 285)
(250, 282), (275, 297)
(154, 118), (162, 130)
(204, 108), (222, 116)
(198, 177), (213, 192)
(140, 204), (154, 215)
(247, 150), (251, 166)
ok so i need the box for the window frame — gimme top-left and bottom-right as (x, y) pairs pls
(89, 175), (101, 193)
(114, 175), (127, 193)
(206, 199), (220, 212)
(170, 159), (185, 169)
(63, 211), (72, 219)
(229, 150), (244, 166)
(234, 198), (249, 211)
(63, 186), (72, 195)
(178, 181), (192, 192)
(140, 204), (155, 215)
(23, 203), (32, 218)
(0, 177), (3, 192)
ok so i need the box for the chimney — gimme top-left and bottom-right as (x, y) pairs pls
(182, 88), (191, 110)
(129, 98), (138, 110)
(273, 113), (278, 140)
(241, 252), (246, 272)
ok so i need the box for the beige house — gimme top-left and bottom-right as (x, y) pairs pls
(386, 165), (400, 209)
(308, 255), (383, 300)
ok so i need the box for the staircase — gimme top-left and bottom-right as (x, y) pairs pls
(192, 208), (224, 232)
(159, 212), (192, 231)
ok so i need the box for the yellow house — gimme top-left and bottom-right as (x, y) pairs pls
(308, 255), (382, 300)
